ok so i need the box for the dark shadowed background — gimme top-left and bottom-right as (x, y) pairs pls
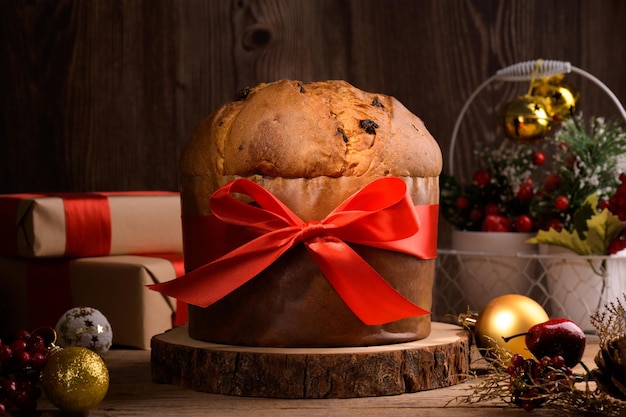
(2, 1), (625, 241)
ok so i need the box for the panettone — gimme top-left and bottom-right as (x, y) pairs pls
(178, 79), (442, 347)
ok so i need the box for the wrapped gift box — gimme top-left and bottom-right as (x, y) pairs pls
(0, 192), (183, 258)
(0, 253), (186, 349)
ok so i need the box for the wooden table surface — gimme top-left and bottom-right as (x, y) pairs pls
(32, 337), (601, 417)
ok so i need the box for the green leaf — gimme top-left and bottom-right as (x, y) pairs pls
(527, 193), (626, 255)
(585, 207), (626, 255)
(526, 227), (593, 255)
(572, 194), (597, 238)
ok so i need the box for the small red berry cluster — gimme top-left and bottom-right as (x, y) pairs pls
(605, 174), (626, 254)
(507, 353), (576, 412)
(441, 147), (546, 233)
(0, 329), (54, 415)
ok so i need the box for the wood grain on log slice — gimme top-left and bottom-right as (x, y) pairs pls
(150, 322), (470, 399)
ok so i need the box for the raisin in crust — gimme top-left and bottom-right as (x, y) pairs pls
(179, 79), (442, 347)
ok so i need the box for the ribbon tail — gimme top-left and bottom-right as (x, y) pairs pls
(148, 228), (298, 307)
(306, 238), (430, 325)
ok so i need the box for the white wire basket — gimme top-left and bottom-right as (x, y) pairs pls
(433, 59), (626, 333)
(433, 249), (626, 333)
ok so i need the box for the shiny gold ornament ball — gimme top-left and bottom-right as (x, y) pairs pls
(500, 95), (553, 143)
(531, 76), (579, 123)
(40, 347), (109, 413)
(474, 294), (549, 359)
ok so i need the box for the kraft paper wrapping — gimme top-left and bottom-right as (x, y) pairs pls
(0, 254), (183, 349)
(0, 193), (183, 258)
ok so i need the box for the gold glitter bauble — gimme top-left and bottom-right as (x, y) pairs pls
(473, 294), (549, 360)
(500, 95), (553, 143)
(41, 347), (109, 413)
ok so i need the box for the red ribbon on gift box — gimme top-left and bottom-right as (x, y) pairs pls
(17, 252), (188, 333)
(149, 177), (438, 325)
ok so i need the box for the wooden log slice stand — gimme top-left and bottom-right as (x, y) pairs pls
(151, 322), (471, 399)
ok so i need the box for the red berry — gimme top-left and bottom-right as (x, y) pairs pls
(609, 231), (626, 254)
(511, 354), (524, 368)
(515, 215), (533, 233)
(10, 339), (26, 353)
(472, 169), (490, 187)
(1, 379), (17, 396)
(26, 335), (44, 354)
(0, 345), (11, 362)
(521, 400), (536, 412)
(555, 196), (569, 212)
(455, 196), (470, 210)
(516, 183), (534, 202)
(551, 355), (566, 369)
(532, 151), (546, 166)
(599, 199), (610, 211)
(13, 350), (30, 368)
(29, 352), (47, 371)
(543, 218), (564, 232)
(14, 330), (29, 340)
(469, 208), (483, 222)
(484, 202), (500, 216)
(482, 214), (512, 232)
(543, 174), (560, 192)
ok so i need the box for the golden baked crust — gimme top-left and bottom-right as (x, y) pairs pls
(179, 80), (442, 347)
(180, 79), (442, 216)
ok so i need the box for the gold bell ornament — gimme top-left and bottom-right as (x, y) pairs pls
(40, 346), (109, 414)
(459, 294), (550, 361)
(531, 74), (579, 123)
(500, 94), (553, 144)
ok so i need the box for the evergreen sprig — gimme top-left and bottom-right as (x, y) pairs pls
(534, 115), (626, 229)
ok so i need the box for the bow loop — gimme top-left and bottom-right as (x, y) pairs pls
(210, 179), (303, 233)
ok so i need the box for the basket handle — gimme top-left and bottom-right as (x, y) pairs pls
(448, 59), (626, 175)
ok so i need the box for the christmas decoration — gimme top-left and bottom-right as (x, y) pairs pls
(528, 115), (626, 255)
(440, 142), (545, 232)
(531, 75), (579, 123)
(499, 60), (578, 143)
(500, 94), (553, 143)
(456, 295), (626, 415)
(590, 294), (626, 401)
(55, 307), (113, 354)
(502, 318), (586, 367)
(459, 294), (549, 360)
(0, 328), (56, 414)
(40, 346), (109, 413)
(459, 346), (624, 415)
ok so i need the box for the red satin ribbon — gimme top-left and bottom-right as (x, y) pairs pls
(26, 259), (73, 329)
(149, 177), (438, 325)
(148, 252), (188, 326)
(61, 194), (111, 257)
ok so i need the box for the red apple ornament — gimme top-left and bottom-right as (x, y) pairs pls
(503, 318), (586, 367)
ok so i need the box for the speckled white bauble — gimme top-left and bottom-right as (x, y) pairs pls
(55, 307), (113, 354)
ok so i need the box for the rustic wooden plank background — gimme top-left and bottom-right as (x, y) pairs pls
(2, 0), (625, 205)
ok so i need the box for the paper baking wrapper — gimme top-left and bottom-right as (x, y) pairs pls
(0, 253), (186, 349)
(0, 192), (183, 258)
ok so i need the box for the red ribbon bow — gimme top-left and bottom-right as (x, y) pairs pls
(148, 177), (437, 325)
